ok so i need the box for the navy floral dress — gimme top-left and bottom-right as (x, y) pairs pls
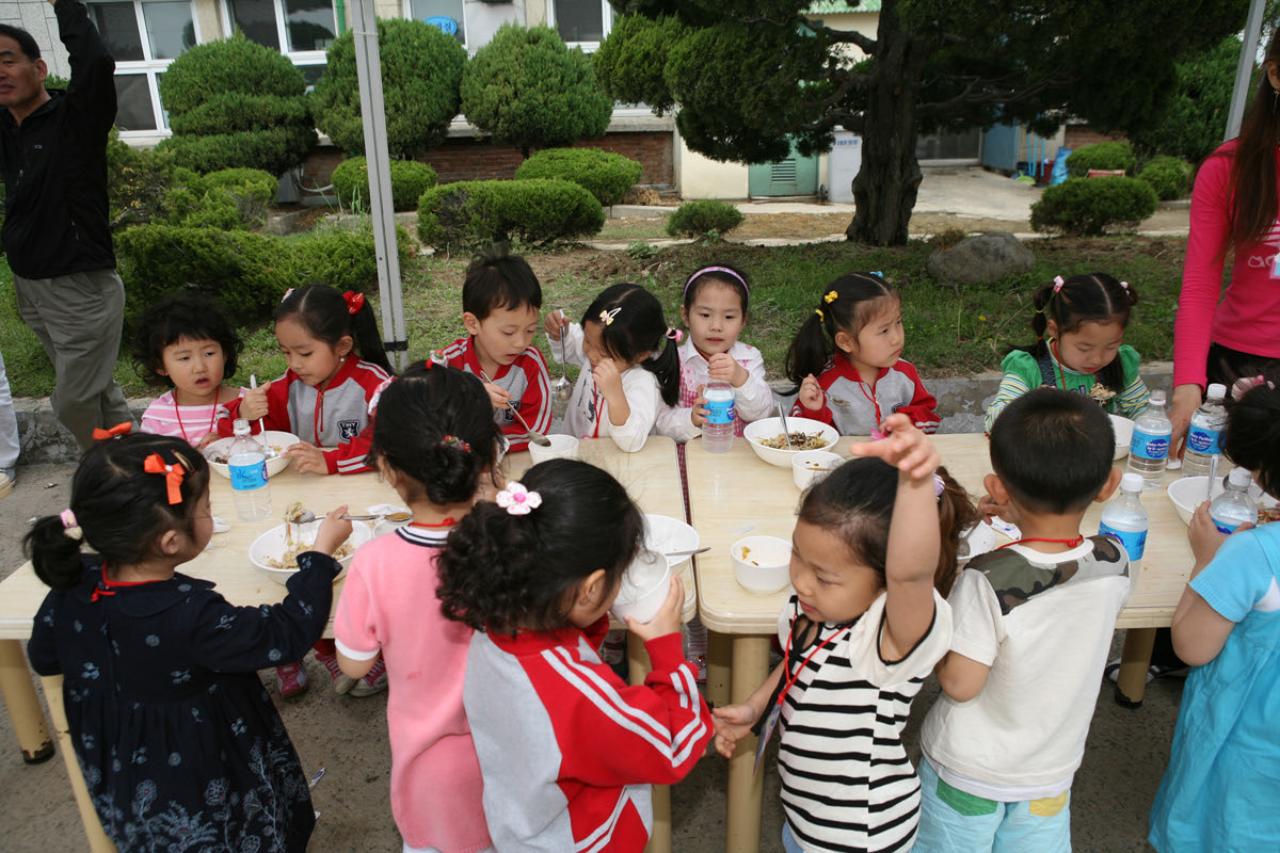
(27, 552), (340, 852)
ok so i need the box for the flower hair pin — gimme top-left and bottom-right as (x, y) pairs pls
(496, 482), (541, 516)
(1119, 280), (1130, 291)
(441, 434), (471, 453)
(143, 453), (187, 506)
(1052, 275), (1066, 294)
(429, 349), (448, 366)
(665, 327), (683, 344)
(823, 290), (839, 304)
(599, 307), (622, 327)
(933, 473), (946, 499)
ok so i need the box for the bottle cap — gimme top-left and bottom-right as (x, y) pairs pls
(1206, 383), (1227, 400)
(1149, 390), (1166, 405)
(233, 418), (250, 437)
(1228, 467), (1253, 488)
(1120, 472), (1144, 493)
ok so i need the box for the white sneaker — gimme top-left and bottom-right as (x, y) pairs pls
(0, 471), (13, 501)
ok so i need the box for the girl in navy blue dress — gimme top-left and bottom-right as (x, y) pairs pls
(24, 430), (350, 852)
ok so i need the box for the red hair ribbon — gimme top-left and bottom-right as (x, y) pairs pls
(92, 422), (133, 441)
(143, 453), (186, 506)
(342, 290), (366, 315)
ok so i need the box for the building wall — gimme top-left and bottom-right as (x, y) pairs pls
(675, 131), (747, 200)
(1064, 124), (1127, 150)
(2, 1), (70, 78)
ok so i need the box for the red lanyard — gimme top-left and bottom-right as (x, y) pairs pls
(775, 619), (850, 710)
(91, 563), (167, 602)
(408, 519), (456, 529)
(171, 393), (219, 444)
(855, 380), (882, 426)
(590, 383), (603, 439)
(312, 384), (326, 445)
(997, 535), (1085, 551)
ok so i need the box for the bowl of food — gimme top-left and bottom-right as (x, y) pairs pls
(743, 417), (839, 468)
(1109, 415), (1134, 461)
(528, 434), (580, 465)
(731, 535), (792, 594)
(249, 519), (371, 585)
(791, 450), (843, 491)
(1166, 475), (1276, 525)
(610, 549), (672, 623)
(204, 431), (300, 480)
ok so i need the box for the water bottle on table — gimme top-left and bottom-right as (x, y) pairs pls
(1181, 383), (1227, 478)
(1210, 468), (1256, 535)
(1099, 472), (1149, 564)
(228, 418), (272, 521)
(1127, 390), (1171, 490)
(702, 381), (736, 453)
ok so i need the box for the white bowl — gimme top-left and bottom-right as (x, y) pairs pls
(249, 520), (372, 585)
(1166, 476), (1274, 525)
(204, 431), (301, 480)
(792, 450), (843, 490)
(1109, 415), (1134, 461)
(743, 417), (840, 468)
(611, 550), (672, 623)
(731, 535), (792, 594)
(643, 513), (700, 571)
(528, 434), (580, 465)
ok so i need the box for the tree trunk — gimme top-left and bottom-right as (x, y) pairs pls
(847, 0), (927, 246)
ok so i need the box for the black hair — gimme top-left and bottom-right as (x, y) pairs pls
(989, 387), (1115, 514)
(368, 362), (503, 505)
(1223, 381), (1280, 499)
(0, 25), (41, 62)
(1011, 272), (1138, 395)
(682, 263), (751, 315)
(785, 272), (898, 387)
(437, 459), (645, 633)
(581, 283), (680, 406)
(798, 457), (977, 596)
(275, 284), (393, 374)
(462, 245), (543, 319)
(132, 292), (243, 389)
(24, 434), (212, 593)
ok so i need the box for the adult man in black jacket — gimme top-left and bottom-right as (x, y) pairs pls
(0, 0), (131, 449)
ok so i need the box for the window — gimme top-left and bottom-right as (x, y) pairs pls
(548, 0), (612, 49)
(89, 0), (198, 135)
(408, 0), (466, 47)
(223, 0), (336, 85)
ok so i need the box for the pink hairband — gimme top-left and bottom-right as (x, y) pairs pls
(682, 266), (749, 297)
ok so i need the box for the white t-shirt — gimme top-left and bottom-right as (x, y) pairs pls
(654, 339), (774, 442)
(549, 324), (661, 453)
(921, 536), (1131, 801)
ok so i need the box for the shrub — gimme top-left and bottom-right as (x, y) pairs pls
(417, 179), (604, 246)
(200, 168), (278, 223)
(461, 25), (612, 157)
(666, 200), (744, 239)
(594, 14), (686, 113)
(1030, 177), (1158, 236)
(331, 156), (439, 212)
(1137, 155), (1193, 201)
(107, 129), (178, 230)
(1131, 36), (1238, 164)
(313, 19), (466, 159)
(293, 222), (411, 294)
(1064, 141), (1136, 179)
(515, 148), (643, 207)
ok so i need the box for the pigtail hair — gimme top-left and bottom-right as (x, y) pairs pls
(437, 502), (544, 632)
(644, 337), (681, 406)
(24, 516), (85, 593)
(350, 298), (393, 375)
(933, 466), (979, 596)
(785, 310), (832, 388)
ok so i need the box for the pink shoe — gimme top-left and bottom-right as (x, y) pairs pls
(314, 650), (356, 695)
(348, 658), (388, 698)
(275, 662), (309, 699)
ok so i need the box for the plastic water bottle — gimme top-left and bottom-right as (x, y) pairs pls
(1181, 383), (1227, 478)
(702, 381), (736, 453)
(1210, 467), (1256, 534)
(1099, 472), (1149, 564)
(228, 419), (271, 521)
(1127, 390), (1172, 490)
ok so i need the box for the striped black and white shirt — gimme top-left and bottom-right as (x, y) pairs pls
(774, 591), (952, 853)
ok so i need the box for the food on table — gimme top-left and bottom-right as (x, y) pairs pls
(265, 539), (354, 570)
(1089, 384), (1117, 404)
(1259, 505), (1280, 525)
(760, 432), (830, 451)
(283, 501), (308, 525)
(205, 442), (283, 465)
(738, 545), (761, 567)
(383, 511), (412, 523)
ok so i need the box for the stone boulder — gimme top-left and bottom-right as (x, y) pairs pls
(926, 231), (1034, 285)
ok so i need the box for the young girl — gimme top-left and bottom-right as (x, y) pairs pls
(24, 431), (349, 852)
(712, 415), (976, 853)
(436, 459), (713, 852)
(655, 263), (774, 440)
(985, 272), (1148, 432)
(332, 362), (500, 853)
(544, 283), (681, 452)
(1148, 380), (1280, 852)
(134, 293), (244, 445)
(787, 273), (940, 436)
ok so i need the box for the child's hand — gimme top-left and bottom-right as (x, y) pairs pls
(1188, 501), (1251, 567)
(711, 703), (761, 759)
(592, 358), (624, 399)
(625, 576), (685, 641)
(708, 353), (748, 387)
(285, 442), (328, 475)
(850, 414), (938, 482)
(690, 387), (709, 428)
(239, 382), (270, 421)
(483, 381), (512, 411)
(797, 374), (824, 411)
(976, 493), (1018, 525)
(313, 505), (353, 556)
(545, 310), (569, 342)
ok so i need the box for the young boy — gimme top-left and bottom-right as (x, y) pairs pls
(915, 388), (1130, 852)
(439, 248), (551, 454)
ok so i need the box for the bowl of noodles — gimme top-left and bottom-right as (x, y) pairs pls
(203, 431), (300, 480)
(743, 417), (840, 468)
(249, 519), (372, 585)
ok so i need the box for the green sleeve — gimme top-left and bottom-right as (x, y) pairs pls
(985, 351), (1043, 432)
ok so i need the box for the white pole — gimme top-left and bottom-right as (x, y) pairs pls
(352, 0), (408, 370)
(1226, 0), (1268, 141)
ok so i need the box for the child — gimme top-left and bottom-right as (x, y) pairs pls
(985, 272), (1148, 432)
(436, 459), (712, 851)
(713, 415), (975, 853)
(24, 431), (349, 852)
(655, 264), (774, 440)
(333, 362), (500, 853)
(1148, 381), (1280, 851)
(440, 247), (552, 454)
(545, 283), (681, 452)
(915, 388), (1129, 852)
(787, 272), (940, 436)
(134, 293), (244, 445)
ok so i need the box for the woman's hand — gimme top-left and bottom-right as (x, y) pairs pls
(797, 374), (824, 411)
(285, 442), (328, 475)
(1169, 384), (1203, 460)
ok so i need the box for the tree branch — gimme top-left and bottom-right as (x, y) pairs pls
(810, 21), (878, 54)
(916, 75), (1068, 120)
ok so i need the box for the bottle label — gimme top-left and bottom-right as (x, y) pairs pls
(705, 398), (735, 426)
(1213, 519), (1242, 535)
(1099, 523), (1146, 561)
(1130, 430), (1170, 461)
(1186, 426), (1221, 455)
(230, 460), (268, 491)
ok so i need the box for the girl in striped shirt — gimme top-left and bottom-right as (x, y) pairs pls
(984, 272), (1149, 432)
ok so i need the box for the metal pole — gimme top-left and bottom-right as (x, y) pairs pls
(352, 0), (409, 370)
(1226, 0), (1268, 141)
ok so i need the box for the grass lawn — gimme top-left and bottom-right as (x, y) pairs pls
(1, 235), (1184, 399)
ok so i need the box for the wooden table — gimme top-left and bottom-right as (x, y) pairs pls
(686, 435), (1194, 853)
(0, 437), (692, 852)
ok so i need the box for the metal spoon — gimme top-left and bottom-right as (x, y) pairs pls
(1205, 454), (1220, 504)
(478, 368), (552, 447)
(288, 509), (412, 524)
(664, 546), (710, 558)
(776, 401), (794, 447)
(552, 309), (573, 405)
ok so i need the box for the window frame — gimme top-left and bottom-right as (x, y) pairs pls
(220, 0), (336, 66)
(402, 0), (469, 51)
(546, 0), (612, 51)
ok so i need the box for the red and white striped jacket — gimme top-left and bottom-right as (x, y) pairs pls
(439, 336), (552, 454)
(793, 357), (941, 435)
(463, 616), (712, 852)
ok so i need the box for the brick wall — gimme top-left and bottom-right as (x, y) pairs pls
(1064, 125), (1128, 149)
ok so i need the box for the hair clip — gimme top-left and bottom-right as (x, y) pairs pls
(814, 308), (825, 321)
(496, 482), (541, 516)
(59, 509), (83, 540)
(1052, 275), (1066, 293)
(367, 375), (395, 415)
(281, 287), (295, 303)
(342, 290), (366, 315)
(665, 327), (683, 344)
(599, 307), (621, 327)
(91, 422), (132, 441)
(429, 349), (448, 366)
(1119, 280), (1129, 291)
(823, 290), (839, 304)
(682, 265), (750, 297)
(441, 434), (472, 453)
(143, 453), (187, 506)
(933, 473), (946, 499)
(870, 271), (884, 278)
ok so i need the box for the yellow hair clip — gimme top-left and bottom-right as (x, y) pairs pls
(823, 290), (839, 304)
(814, 308), (825, 321)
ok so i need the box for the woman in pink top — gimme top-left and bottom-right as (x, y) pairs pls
(334, 361), (501, 853)
(1172, 32), (1280, 453)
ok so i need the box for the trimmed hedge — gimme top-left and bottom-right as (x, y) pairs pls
(1064, 141), (1136, 178)
(417, 178), (605, 246)
(1137, 155), (1192, 201)
(159, 126), (317, 176)
(331, 156), (439, 212)
(1030, 177), (1158, 236)
(666, 200), (744, 238)
(515, 148), (643, 207)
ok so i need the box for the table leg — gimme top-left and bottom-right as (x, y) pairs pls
(725, 636), (770, 853)
(0, 639), (53, 763)
(41, 676), (115, 852)
(1115, 628), (1156, 709)
(706, 631), (732, 708)
(628, 632), (672, 853)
